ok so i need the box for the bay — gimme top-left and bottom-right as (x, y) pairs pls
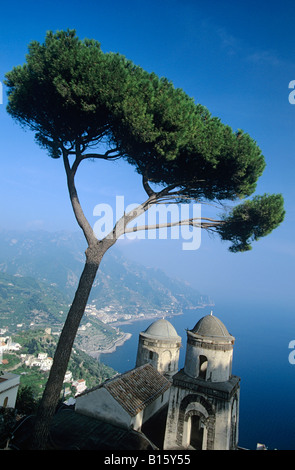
(98, 301), (295, 450)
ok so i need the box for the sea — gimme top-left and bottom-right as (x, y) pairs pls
(97, 300), (295, 451)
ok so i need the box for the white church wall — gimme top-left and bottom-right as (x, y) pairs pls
(130, 410), (143, 431)
(163, 385), (182, 450)
(75, 387), (132, 429)
(0, 372), (20, 408)
(142, 388), (170, 424)
(212, 397), (238, 450)
(164, 385), (212, 450)
(184, 333), (233, 382)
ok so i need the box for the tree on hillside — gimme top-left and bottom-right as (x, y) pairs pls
(5, 29), (285, 449)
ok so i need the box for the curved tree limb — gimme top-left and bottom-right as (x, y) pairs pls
(62, 150), (97, 247)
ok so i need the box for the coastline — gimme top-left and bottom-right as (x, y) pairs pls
(87, 304), (213, 359)
(89, 332), (132, 359)
(111, 311), (182, 327)
(110, 304), (212, 327)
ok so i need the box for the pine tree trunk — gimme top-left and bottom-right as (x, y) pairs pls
(30, 245), (106, 449)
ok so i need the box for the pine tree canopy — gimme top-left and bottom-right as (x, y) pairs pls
(5, 29), (285, 251)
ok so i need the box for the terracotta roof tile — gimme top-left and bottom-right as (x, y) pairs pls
(104, 364), (171, 416)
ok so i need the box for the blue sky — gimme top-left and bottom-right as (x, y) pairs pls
(0, 0), (294, 307)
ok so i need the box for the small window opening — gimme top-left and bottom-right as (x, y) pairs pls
(199, 355), (208, 379)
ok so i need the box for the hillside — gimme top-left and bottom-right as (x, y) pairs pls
(0, 271), (69, 328)
(0, 269), (131, 357)
(0, 229), (212, 324)
(1, 328), (116, 400)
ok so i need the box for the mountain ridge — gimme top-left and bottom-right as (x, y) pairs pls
(0, 229), (212, 330)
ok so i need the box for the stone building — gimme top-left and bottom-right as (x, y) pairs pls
(75, 313), (240, 450)
(163, 313), (240, 450)
(136, 318), (182, 379)
(10, 312), (240, 450)
(0, 372), (20, 409)
(75, 363), (171, 432)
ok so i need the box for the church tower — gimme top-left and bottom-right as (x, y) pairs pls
(136, 318), (181, 379)
(163, 313), (240, 450)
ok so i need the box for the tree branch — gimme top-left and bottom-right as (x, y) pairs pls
(62, 150), (97, 247)
(66, 147), (122, 176)
(142, 174), (156, 197)
(80, 148), (121, 161)
(124, 217), (223, 234)
(104, 194), (158, 241)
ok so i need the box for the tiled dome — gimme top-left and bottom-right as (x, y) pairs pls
(190, 314), (234, 342)
(143, 319), (180, 340)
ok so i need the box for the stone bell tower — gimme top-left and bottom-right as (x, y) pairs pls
(163, 313), (240, 450)
(136, 318), (181, 379)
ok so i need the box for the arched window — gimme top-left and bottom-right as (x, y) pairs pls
(199, 355), (208, 380)
(3, 397), (8, 408)
(190, 415), (204, 449)
(162, 350), (172, 372)
(182, 411), (206, 450)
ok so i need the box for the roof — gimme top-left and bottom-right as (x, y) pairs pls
(190, 314), (234, 342)
(104, 364), (171, 416)
(9, 408), (156, 450)
(141, 318), (181, 341)
(0, 372), (20, 392)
